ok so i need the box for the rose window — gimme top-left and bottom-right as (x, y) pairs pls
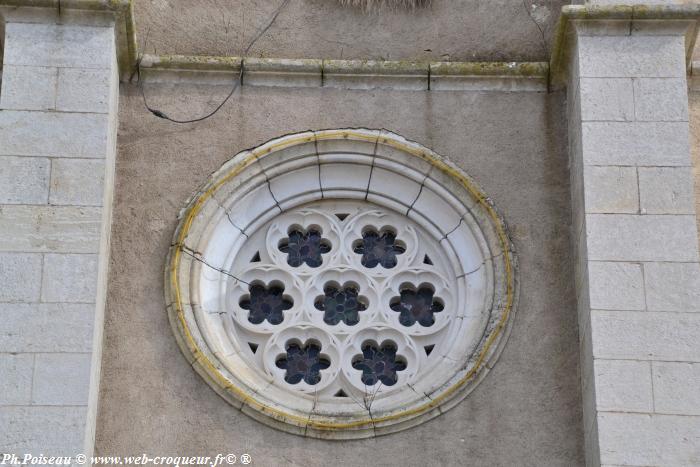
(166, 129), (517, 439)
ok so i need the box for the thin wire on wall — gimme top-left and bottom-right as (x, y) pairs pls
(138, 0), (291, 124)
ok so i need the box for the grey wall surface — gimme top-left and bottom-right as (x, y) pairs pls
(690, 91), (700, 245)
(134, 0), (572, 62)
(94, 83), (583, 466)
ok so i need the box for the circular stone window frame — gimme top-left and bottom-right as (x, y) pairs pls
(165, 128), (519, 439)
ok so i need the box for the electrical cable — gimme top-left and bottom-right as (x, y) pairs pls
(522, 0), (548, 58)
(139, 0), (291, 124)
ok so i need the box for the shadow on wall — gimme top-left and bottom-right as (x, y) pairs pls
(0, 15), (5, 68)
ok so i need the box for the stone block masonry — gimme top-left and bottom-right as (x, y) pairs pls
(0, 5), (119, 458)
(567, 10), (700, 467)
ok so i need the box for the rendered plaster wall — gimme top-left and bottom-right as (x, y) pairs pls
(134, 0), (570, 62)
(95, 83), (583, 465)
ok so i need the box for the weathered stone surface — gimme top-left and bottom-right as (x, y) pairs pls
(50, 159), (106, 206)
(3, 22), (114, 69)
(0, 205), (101, 253)
(588, 261), (645, 310)
(597, 413), (700, 466)
(573, 19), (632, 37)
(0, 252), (42, 302)
(0, 156), (50, 204)
(577, 35), (686, 78)
(0, 65), (57, 111)
(633, 78), (689, 122)
(586, 214), (699, 262)
(56, 68), (112, 114)
(0, 353), (33, 405)
(643, 262), (700, 313)
(0, 406), (87, 454)
(581, 122), (690, 166)
(41, 254), (98, 303)
(583, 166), (638, 214)
(0, 303), (94, 353)
(638, 167), (696, 215)
(591, 310), (700, 362)
(594, 359), (652, 413)
(653, 362), (700, 416)
(0, 110), (108, 158)
(579, 78), (634, 122)
(32, 353), (92, 406)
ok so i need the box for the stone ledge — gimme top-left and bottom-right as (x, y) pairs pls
(138, 54), (550, 92)
(0, 0), (137, 79)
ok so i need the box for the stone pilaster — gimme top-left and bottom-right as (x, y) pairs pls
(566, 8), (700, 467)
(0, 5), (120, 457)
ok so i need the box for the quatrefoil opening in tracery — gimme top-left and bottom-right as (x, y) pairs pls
(166, 129), (518, 439)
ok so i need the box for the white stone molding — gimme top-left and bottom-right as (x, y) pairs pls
(165, 129), (518, 438)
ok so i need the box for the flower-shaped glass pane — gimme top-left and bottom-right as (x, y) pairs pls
(390, 286), (444, 327)
(239, 283), (292, 325)
(353, 229), (405, 268)
(352, 341), (406, 386)
(276, 341), (330, 385)
(315, 284), (367, 326)
(279, 228), (331, 268)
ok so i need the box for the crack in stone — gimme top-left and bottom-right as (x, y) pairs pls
(304, 390), (319, 436)
(211, 193), (249, 238)
(407, 382), (433, 402)
(174, 242), (250, 285)
(364, 134), (381, 201)
(440, 216), (464, 242)
(455, 251), (508, 279)
(253, 154), (283, 213)
(313, 134), (325, 199)
(406, 166), (433, 216)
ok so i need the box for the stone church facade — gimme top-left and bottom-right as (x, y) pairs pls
(0, 0), (699, 465)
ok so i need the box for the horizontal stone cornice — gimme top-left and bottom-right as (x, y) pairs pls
(138, 54), (550, 92)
